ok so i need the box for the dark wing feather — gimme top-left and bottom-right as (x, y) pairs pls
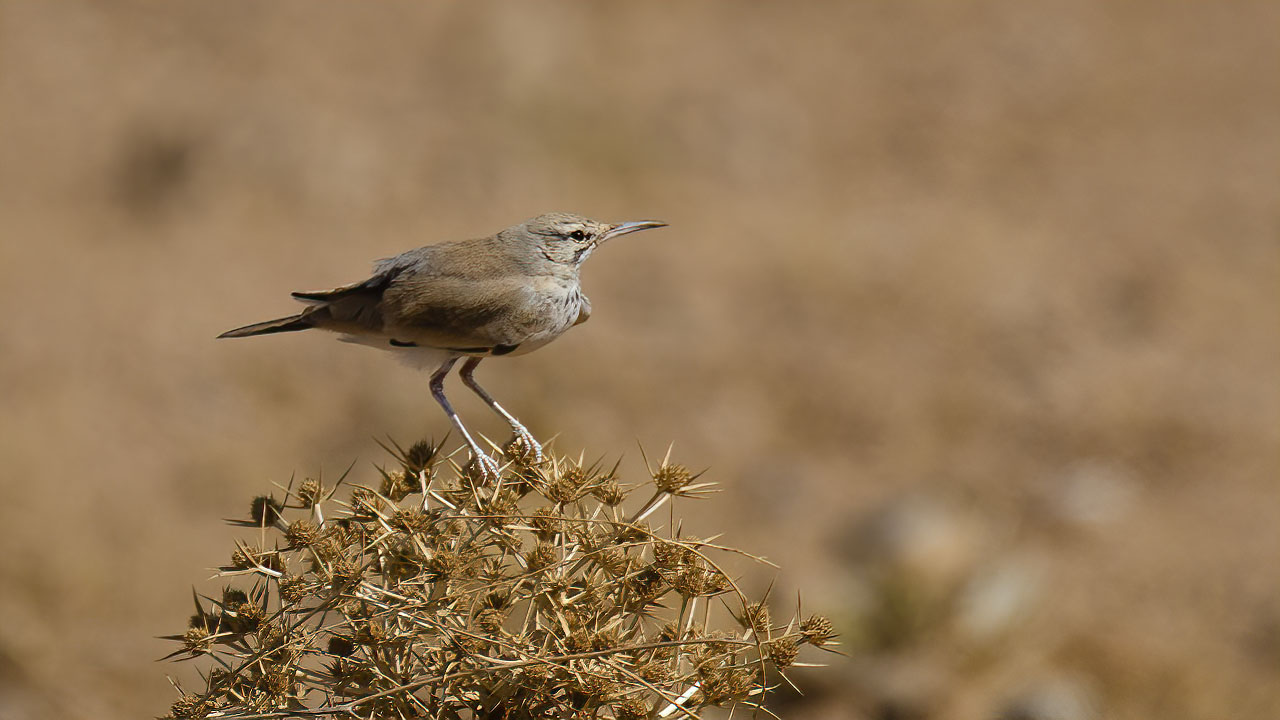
(291, 284), (369, 302)
(291, 251), (423, 302)
(290, 271), (389, 302)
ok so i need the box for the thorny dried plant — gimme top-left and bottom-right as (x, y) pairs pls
(161, 438), (837, 719)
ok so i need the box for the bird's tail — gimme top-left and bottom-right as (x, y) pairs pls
(217, 313), (314, 339)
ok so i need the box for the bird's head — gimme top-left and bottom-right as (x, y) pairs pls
(516, 212), (667, 268)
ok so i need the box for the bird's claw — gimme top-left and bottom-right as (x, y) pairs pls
(505, 429), (544, 465)
(467, 452), (502, 482)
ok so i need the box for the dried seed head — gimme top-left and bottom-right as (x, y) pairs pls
(545, 474), (582, 504)
(706, 570), (731, 594)
(183, 626), (212, 653)
(574, 528), (602, 552)
(221, 588), (249, 607)
(380, 469), (416, 500)
(613, 697), (649, 720)
(672, 564), (725, 598)
(626, 567), (667, 606)
(255, 667), (294, 700)
(391, 508), (431, 533)
(637, 659), (674, 683)
(701, 632), (734, 657)
(383, 540), (424, 582)
(229, 548), (255, 570)
(312, 525), (351, 562)
(529, 506), (563, 539)
(229, 601), (265, 633)
(349, 488), (381, 518)
(230, 548), (284, 573)
(404, 439), (438, 474)
(474, 607), (506, 633)
(481, 489), (520, 527)
(354, 620), (390, 646)
(339, 599), (372, 618)
(566, 628), (592, 653)
(326, 657), (374, 690)
(767, 636), (801, 668)
(329, 558), (363, 587)
(653, 540), (694, 569)
(427, 549), (461, 579)
(525, 543), (557, 572)
(503, 434), (541, 467)
(256, 622), (287, 649)
(741, 602), (772, 635)
(801, 614), (837, 646)
(517, 662), (554, 690)
(703, 666), (760, 705)
(561, 464), (588, 488)
(591, 628), (621, 651)
(591, 475), (625, 505)
(574, 662), (620, 701)
(249, 495), (284, 526)
(169, 694), (209, 719)
(295, 478), (321, 507)
(284, 519), (319, 547)
(593, 546), (628, 575)
(652, 463), (692, 493)
(613, 520), (651, 544)
(277, 575), (308, 604)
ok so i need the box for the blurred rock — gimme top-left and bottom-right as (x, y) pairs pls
(858, 655), (951, 720)
(1040, 460), (1138, 531)
(999, 675), (1099, 720)
(955, 553), (1046, 644)
(854, 494), (984, 590)
(839, 494), (988, 652)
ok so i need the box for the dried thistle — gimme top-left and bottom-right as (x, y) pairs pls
(801, 614), (838, 647)
(653, 463), (693, 493)
(161, 440), (834, 719)
(295, 478), (322, 507)
(283, 519), (319, 547)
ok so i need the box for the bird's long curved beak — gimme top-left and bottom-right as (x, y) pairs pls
(602, 220), (667, 243)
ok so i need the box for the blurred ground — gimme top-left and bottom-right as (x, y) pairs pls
(0, 2), (1277, 719)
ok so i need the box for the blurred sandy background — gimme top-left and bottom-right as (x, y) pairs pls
(1, 2), (1277, 718)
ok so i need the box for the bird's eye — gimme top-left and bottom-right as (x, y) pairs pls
(568, 230), (587, 241)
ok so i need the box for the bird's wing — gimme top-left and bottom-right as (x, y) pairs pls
(378, 272), (536, 351)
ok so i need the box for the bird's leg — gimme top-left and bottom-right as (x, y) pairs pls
(429, 358), (500, 479)
(459, 358), (544, 463)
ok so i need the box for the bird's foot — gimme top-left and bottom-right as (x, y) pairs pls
(504, 427), (544, 466)
(466, 451), (502, 483)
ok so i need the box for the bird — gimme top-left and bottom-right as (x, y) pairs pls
(218, 212), (667, 477)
